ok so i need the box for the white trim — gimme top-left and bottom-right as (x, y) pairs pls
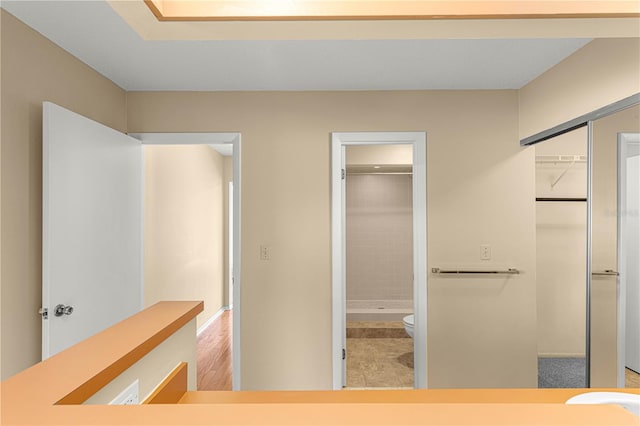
(130, 132), (242, 390)
(128, 132), (239, 145)
(412, 133), (428, 389)
(228, 181), (234, 310)
(330, 137), (345, 389)
(139, 148), (145, 313)
(231, 134), (242, 390)
(42, 104), (52, 360)
(331, 131), (428, 390)
(197, 306), (230, 336)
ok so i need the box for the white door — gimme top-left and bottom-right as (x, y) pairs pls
(42, 102), (142, 359)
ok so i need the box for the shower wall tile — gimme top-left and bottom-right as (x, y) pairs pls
(346, 174), (413, 301)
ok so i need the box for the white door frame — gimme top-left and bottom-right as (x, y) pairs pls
(331, 131), (427, 389)
(617, 132), (640, 386)
(129, 132), (242, 391)
(229, 181), (234, 309)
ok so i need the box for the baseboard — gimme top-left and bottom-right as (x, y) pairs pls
(538, 353), (585, 358)
(197, 306), (229, 336)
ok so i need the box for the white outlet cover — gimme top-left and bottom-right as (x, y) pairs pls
(109, 379), (139, 405)
(480, 244), (491, 260)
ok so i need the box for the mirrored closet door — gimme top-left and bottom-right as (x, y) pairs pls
(535, 127), (588, 388)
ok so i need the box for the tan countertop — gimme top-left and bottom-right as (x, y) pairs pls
(2, 301), (639, 425)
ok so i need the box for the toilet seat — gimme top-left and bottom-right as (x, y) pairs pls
(403, 314), (414, 326)
(403, 314), (414, 338)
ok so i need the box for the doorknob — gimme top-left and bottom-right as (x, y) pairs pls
(54, 304), (74, 317)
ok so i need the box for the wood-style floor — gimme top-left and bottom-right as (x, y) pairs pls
(626, 368), (640, 388)
(197, 310), (232, 390)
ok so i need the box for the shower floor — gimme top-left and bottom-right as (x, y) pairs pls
(346, 321), (414, 388)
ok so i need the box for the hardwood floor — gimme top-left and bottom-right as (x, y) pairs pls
(197, 310), (232, 390)
(626, 368), (640, 388)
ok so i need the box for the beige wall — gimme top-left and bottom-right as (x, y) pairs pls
(425, 95), (537, 388)
(519, 38), (640, 140)
(126, 90), (538, 390)
(144, 145), (226, 329)
(535, 129), (587, 357)
(0, 10), (127, 379)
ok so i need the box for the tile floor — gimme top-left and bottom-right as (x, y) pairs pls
(346, 321), (414, 388)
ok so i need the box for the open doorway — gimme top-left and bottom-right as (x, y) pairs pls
(130, 132), (242, 391)
(344, 145), (414, 388)
(331, 132), (427, 389)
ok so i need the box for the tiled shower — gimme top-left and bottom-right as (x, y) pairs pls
(346, 173), (413, 322)
(345, 170), (414, 387)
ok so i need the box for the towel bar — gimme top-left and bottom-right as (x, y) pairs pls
(431, 268), (520, 275)
(592, 270), (619, 276)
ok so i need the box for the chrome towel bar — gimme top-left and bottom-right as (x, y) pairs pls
(431, 268), (520, 275)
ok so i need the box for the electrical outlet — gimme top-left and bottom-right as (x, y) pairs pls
(109, 379), (139, 405)
(480, 244), (491, 260)
(260, 245), (270, 260)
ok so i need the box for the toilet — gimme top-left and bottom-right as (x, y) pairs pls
(402, 314), (414, 338)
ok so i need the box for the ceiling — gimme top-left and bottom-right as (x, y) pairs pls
(1, 1), (594, 91)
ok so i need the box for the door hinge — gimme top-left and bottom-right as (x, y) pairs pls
(341, 169), (345, 180)
(38, 307), (48, 320)
(342, 348), (346, 360)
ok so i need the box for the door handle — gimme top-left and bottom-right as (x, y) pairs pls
(54, 304), (74, 317)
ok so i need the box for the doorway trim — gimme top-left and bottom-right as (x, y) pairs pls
(331, 131), (427, 389)
(129, 132), (242, 391)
